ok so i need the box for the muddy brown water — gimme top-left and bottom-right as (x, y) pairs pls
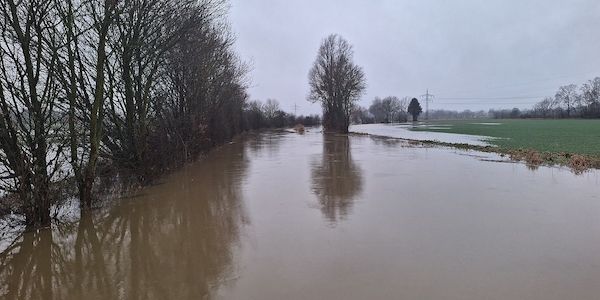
(1, 131), (600, 299)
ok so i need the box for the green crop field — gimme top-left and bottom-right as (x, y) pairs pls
(411, 119), (600, 156)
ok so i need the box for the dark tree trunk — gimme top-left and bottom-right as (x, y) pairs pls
(79, 167), (97, 210)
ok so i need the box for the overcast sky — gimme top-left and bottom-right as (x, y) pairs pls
(229, 0), (600, 114)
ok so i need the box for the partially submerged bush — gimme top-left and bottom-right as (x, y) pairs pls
(569, 155), (589, 174)
(524, 150), (544, 166)
(294, 124), (306, 134)
(510, 149), (544, 167)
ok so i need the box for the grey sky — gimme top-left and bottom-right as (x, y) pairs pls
(230, 0), (600, 114)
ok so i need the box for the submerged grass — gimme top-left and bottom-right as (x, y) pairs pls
(350, 131), (600, 174)
(411, 119), (600, 156)
(399, 119), (600, 173)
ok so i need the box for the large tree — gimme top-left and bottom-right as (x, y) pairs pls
(580, 77), (600, 116)
(407, 98), (423, 122)
(555, 84), (578, 117)
(369, 96), (407, 123)
(54, 0), (119, 210)
(308, 34), (365, 133)
(0, 0), (66, 227)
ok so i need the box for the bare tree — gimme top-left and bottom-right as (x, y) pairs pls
(399, 96), (409, 115)
(149, 4), (249, 171)
(384, 96), (399, 122)
(263, 99), (280, 122)
(368, 97), (385, 123)
(350, 106), (373, 124)
(532, 97), (554, 118)
(555, 84), (578, 117)
(0, 0), (66, 227)
(580, 78), (600, 107)
(104, 0), (219, 172)
(369, 96), (406, 123)
(308, 34), (365, 133)
(244, 100), (264, 129)
(53, 0), (119, 209)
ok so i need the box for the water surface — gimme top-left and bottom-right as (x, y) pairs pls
(1, 130), (599, 299)
(351, 123), (494, 146)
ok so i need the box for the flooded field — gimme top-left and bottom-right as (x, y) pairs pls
(351, 123), (495, 146)
(1, 130), (600, 300)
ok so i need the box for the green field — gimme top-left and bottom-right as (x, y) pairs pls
(411, 119), (600, 156)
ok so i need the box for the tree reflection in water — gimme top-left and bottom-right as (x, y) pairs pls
(0, 141), (250, 300)
(311, 135), (363, 224)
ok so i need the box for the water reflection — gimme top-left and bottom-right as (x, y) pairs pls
(369, 135), (408, 148)
(311, 135), (363, 223)
(0, 142), (249, 299)
(245, 131), (285, 157)
(1, 230), (55, 299)
(3, 132), (599, 300)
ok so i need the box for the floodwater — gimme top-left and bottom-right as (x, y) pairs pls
(1, 130), (600, 300)
(351, 123), (495, 146)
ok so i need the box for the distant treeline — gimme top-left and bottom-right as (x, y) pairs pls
(0, 0), (308, 228)
(352, 96), (409, 124)
(352, 97), (488, 123)
(351, 76), (600, 123)
(245, 99), (321, 130)
(493, 77), (600, 119)
(425, 109), (488, 120)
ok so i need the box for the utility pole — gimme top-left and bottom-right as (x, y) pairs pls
(421, 89), (435, 121)
(293, 103), (298, 115)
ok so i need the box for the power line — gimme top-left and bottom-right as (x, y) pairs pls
(291, 103), (303, 115)
(437, 96), (544, 100)
(437, 102), (539, 105)
(420, 89), (435, 120)
(440, 71), (599, 95)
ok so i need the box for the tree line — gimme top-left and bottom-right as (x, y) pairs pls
(245, 99), (321, 130)
(352, 96), (409, 124)
(524, 77), (600, 118)
(0, 0), (309, 228)
(490, 77), (600, 119)
(352, 97), (483, 123)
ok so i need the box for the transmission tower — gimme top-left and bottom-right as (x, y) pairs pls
(421, 89), (435, 121)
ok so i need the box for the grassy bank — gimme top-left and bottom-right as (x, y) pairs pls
(411, 119), (600, 156)
(350, 119), (600, 172)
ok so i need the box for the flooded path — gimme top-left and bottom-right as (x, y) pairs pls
(1, 130), (600, 299)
